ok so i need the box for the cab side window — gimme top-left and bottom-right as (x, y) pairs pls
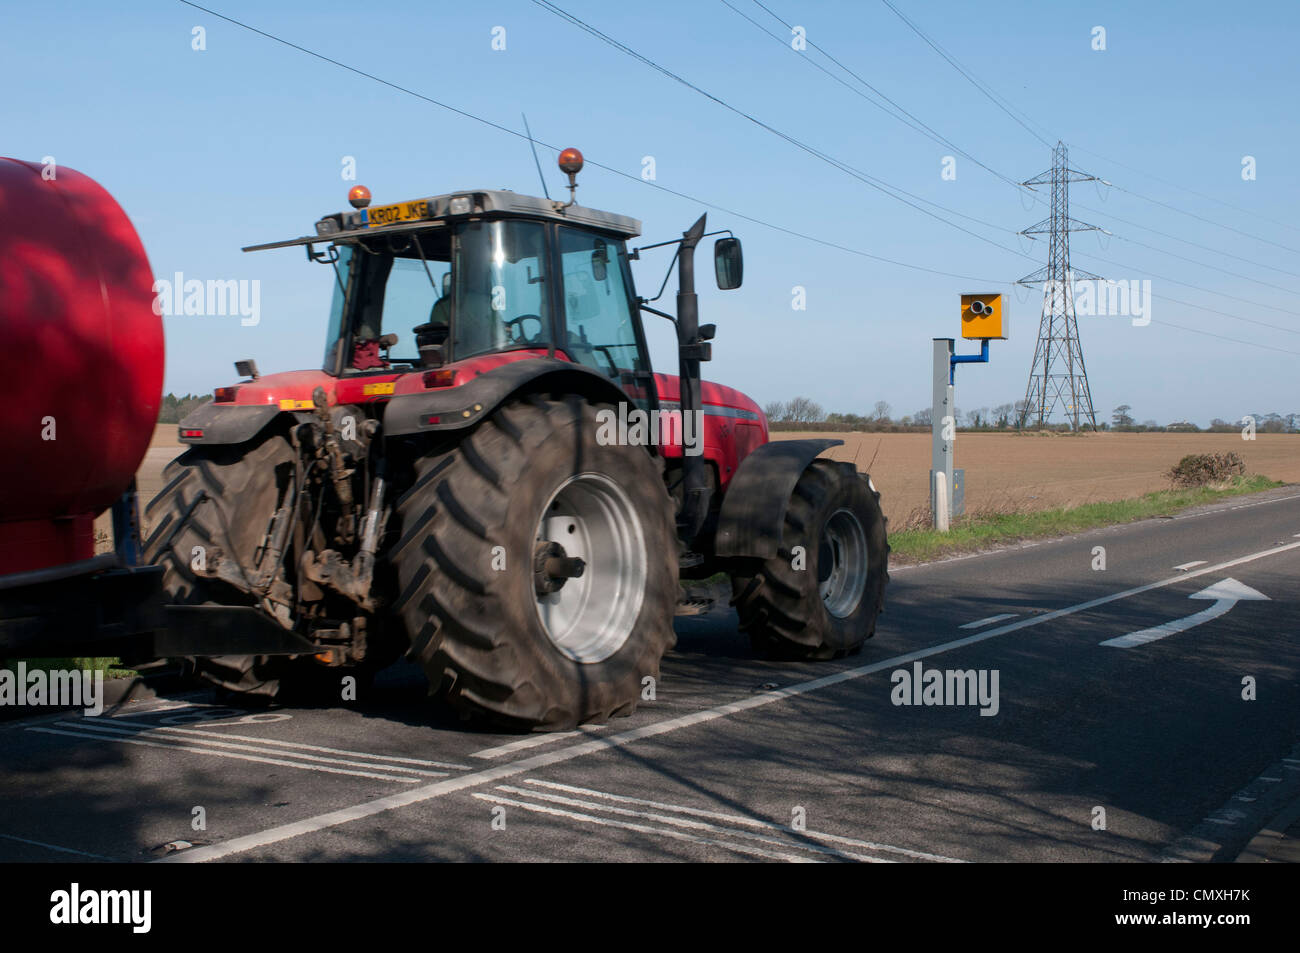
(557, 227), (643, 379)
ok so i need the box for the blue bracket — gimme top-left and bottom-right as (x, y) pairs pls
(949, 338), (990, 384)
(111, 478), (144, 567)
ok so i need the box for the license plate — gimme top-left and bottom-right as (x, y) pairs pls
(367, 199), (432, 228)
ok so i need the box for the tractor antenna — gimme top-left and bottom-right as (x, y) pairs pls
(521, 113), (551, 201)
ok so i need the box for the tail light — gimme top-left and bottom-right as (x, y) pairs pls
(423, 369), (457, 388)
(213, 386), (239, 402)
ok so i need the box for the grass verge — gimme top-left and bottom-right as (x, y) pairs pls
(2, 657), (136, 679)
(889, 474), (1284, 564)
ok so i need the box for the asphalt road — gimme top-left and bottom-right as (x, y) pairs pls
(5, 487), (1300, 863)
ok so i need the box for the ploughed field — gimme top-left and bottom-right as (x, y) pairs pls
(106, 426), (1300, 542)
(771, 430), (1300, 526)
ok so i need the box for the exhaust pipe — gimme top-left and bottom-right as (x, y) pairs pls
(675, 214), (711, 542)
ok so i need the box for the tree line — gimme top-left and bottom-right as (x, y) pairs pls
(158, 393), (211, 423)
(764, 398), (1300, 433)
(764, 398), (1023, 432)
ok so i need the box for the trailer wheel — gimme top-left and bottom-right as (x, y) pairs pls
(391, 394), (677, 730)
(729, 460), (888, 659)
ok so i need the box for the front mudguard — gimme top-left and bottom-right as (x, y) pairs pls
(712, 439), (844, 559)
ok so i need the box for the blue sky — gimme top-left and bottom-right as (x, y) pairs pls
(7, 0), (1299, 425)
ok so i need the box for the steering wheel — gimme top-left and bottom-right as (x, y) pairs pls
(503, 313), (545, 346)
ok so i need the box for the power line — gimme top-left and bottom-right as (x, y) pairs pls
(1070, 249), (1300, 324)
(1104, 233), (1300, 298)
(1148, 318), (1300, 357)
(174, 0), (1006, 284)
(1109, 183), (1300, 257)
(531, 0), (1034, 260)
(877, 0), (1300, 260)
(743, 1), (1300, 325)
(1069, 141), (1300, 238)
(538, 1), (1300, 358)
(1072, 196), (1300, 281)
(176, 2), (1299, 360)
(724, 0), (1024, 191)
(539, 0), (1300, 344)
(878, 0), (1053, 149)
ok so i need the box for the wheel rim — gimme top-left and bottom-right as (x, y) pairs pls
(534, 472), (647, 663)
(818, 507), (868, 618)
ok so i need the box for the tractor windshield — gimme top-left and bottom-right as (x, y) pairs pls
(324, 219), (553, 373)
(452, 219), (551, 360)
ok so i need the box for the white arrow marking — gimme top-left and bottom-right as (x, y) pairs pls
(1101, 578), (1269, 648)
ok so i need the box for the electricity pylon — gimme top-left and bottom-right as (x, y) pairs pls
(1017, 141), (1105, 430)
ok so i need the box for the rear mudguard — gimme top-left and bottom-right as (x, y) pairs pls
(382, 358), (631, 436)
(178, 403), (281, 446)
(177, 358), (632, 448)
(712, 439), (844, 559)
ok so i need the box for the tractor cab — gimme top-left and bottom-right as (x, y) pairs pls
(250, 182), (657, 404)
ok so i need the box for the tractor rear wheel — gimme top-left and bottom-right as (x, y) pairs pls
(143, 431), (304, 696)
(729, 460), (888, 659)
(143, 431), (391, 701)
(391, 394), (677, 730)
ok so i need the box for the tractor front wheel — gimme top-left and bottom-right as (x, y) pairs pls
(729, 460), (888, 659)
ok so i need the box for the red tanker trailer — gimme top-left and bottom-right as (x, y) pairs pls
(0, 159), (311, 659)
(0, 158), (162, 574)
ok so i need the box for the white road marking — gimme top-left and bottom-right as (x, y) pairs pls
(1179, 493), (1300, 518)
(0, 831), (117, 861)
(151, 725), (469, 770)
(498, 782), (956, 862)
(161, 535), (1300, 863)
(28, 726), (422, 783)
(959, 613), (1018, 630)
(1101, 578), (1269, 648)
(486, 786), (882, 862)
(471, 729), (591, 760)
(520, 778), (962, 862)
(1174, 561), (1207, 571)
(493, 786), (885, 862)
(57, 720), (451, 777)
(0, 695), (212, 732)
(469, 792), (817, 862)
(104, 703), (204, 719)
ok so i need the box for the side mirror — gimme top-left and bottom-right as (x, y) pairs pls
(592, 239), (608, 283)
(714, 237), (742, 290)
(441, 271), (451, 297)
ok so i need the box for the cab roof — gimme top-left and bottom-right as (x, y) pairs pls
(244, 188), (642, 253)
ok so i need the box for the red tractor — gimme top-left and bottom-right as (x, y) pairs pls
(146, 150), (889, 729)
